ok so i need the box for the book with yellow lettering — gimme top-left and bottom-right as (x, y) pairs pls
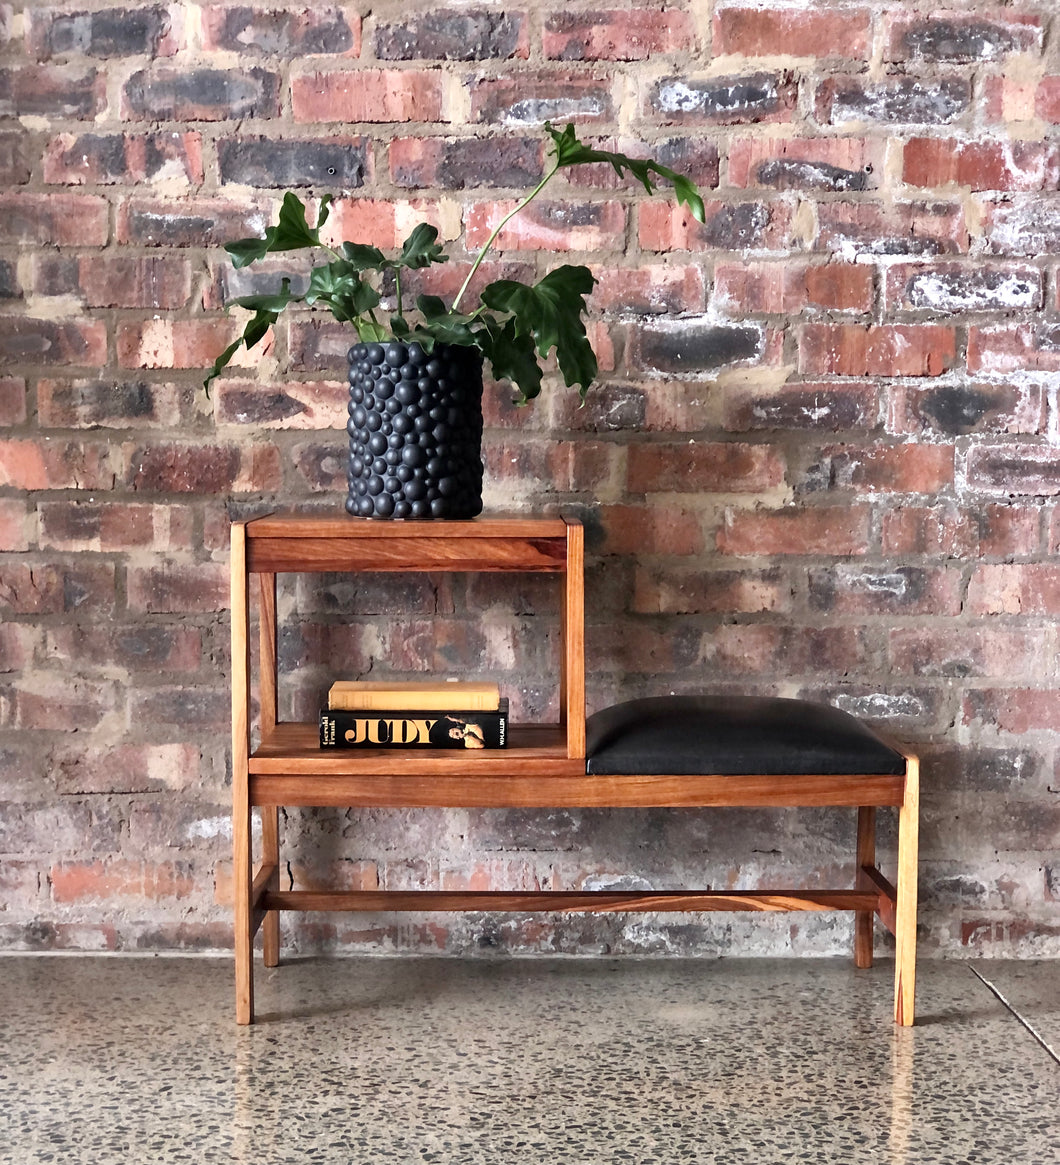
(328, 680), (501, 712)
(319, 700), (508, 749)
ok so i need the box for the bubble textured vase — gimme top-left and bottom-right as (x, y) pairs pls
(345, 340), (485, 520)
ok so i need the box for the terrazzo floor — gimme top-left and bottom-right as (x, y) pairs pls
(0, 955), (1056, 1164)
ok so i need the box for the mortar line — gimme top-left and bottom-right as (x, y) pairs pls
(968, 964), (1060, 1067)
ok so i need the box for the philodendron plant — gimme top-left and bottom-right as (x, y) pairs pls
(206, 122), (705, 404)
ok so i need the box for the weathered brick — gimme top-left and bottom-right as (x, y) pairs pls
(800, 324), (956, 378)
(322, 197), (443, 251)
(0, 130), (32, 185)
(465, 199), (625, 252)
(28, 6), (178, 59)
(595, 503), (704, 556)
(633, 565), (792, 615)
(967, 325), (1060, 374)
(722, 382), (879, 433)
(287, 318), (359, 372)
(729, 136), (884, 193)
(970, 563), (1060, 615)
(0, 437), (115, 490)
(0, 192), (108, 246)
(715, 7), (870, 59)
(978, 505), (1042, 558)
(0, 562), (115, 616)
(544, 9), (695, 60)
(125, 442), (282, 494)
(127, 562), (229, 614)
(0, 497), (30, 552)
(389, 137), (541, 190)
(887, 13), (1042, 63)
(903, 138), (1060, 192)
(817, 77), (970, 126)
(292, 69), (443, 123)
(123, 67), (280, 121)
(375, 11), (527, 60)
(0, 624), (34, 672)
(816, 201), (968, 257)
(38, 501), (195, 552)
(471, 72), (616, 125)
(964, 690), (1060, 736)
(592, 265), (705, 316)
(808, 565), (963, 616)
(888, 383), (1044, 438)
(967, 445), (1060, 495)
(46, 624), (201, 673)
(219, 136), (369, 188)
(639, 199), (790, 252)
(6, 676), (117, 734)
(1037, 77), (1060, 124)
(51, 860), (195, 904)
(0, 377), (26, 425)
(983, 199), (1060, 257)
(116, 197), (268, 247)
(0, 319), (108, 368)
(53, 743), (200, 796)
(43, 131), (203, 186)
(35, 255), (193, 311)
(714, 261), (872, 315)
(880, 503), (977, 559)
(808, 443), (954, 495)
(883, 261), (1042, 314)
(37, 379), (183, 428)
(648, 72), (796, 125)
(890, 627), (1050, 679)
(200, 6), (358, 56)
(708, 625), (868, 678)
(627, 441), (784, 494)
(630, 318), (763, 375)
(0, 259), (19, 300)
(214, 380), (346, 429)
(717, 505), (871, 557)
(116, 319), (249, 372)
(0, 64), (105, 118)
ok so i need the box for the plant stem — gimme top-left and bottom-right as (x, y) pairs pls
(452, 162), (560, 312)
(394, 267), (403, 319)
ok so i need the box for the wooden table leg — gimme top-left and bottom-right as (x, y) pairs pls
(855, 806), (876, 969)
(262, 806), (280, 968)
(894, 755), (919, 1026)
(231, 523), (254, 1025)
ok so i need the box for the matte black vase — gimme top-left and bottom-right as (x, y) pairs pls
(345, 340), (484, 520)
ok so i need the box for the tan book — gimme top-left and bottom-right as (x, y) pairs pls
(328, 680), (501, 712)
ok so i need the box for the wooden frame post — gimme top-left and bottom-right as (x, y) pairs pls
(893, 754), (919, 1026)
(258, 572), (280, 969)
(854, 806), (876, 969)
(230, 523), (254, 1025)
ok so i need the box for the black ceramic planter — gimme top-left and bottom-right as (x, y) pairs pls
(345, 340), (484, 520)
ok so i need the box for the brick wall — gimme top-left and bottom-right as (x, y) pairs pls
(1, 1), (1059, 958)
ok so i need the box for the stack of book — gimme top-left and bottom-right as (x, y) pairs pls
(319, 681), (508, 750)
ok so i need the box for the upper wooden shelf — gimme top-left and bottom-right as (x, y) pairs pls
(243, 513), (575, 574)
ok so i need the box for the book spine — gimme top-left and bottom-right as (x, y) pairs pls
(319, 703), (508, 750)
(328, 693), (500, 712)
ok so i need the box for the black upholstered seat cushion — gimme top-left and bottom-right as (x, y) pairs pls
(585, 695), (906, 777)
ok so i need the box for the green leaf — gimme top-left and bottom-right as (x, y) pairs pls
(545, 122), (706, 224)
(354, 319), (390, 343)
(477, 316), (544, 404)
(481, 265), (598, 396)
(229, 279), (300, 314)
(341, 241), (389, 271)
(398, 223), (448, 270)
(225, 237), (271, 268)
(415, 294), (449, 320)
(415, 316), (478, 348)
(315, 194), (332, 232)
(223, 193), (331, 270)
(390, 315), (411, 339)
(202, 307), (280, 393)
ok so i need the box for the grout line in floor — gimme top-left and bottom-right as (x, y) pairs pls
(967, 963), (1060, 1066)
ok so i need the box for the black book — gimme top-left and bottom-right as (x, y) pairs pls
(320, 699), (508, 750)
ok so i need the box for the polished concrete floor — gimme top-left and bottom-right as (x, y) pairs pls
(0, 955), (1057, 1164)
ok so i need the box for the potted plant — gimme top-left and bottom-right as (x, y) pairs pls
(207, 123), (705, 519)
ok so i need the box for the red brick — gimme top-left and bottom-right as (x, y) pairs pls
(7, 675), (118, 732)
(117, 320), (247, 371)
(470, 72), (616, 125)
(130, 686), (229, 731)
(888, 382), (1044, 438)
(323, 198), (443, 251)
(969, 564), (1060, 616)
(639, 199), (791, 252)
(903, 137), (1060, 192)
(717, 505), (871, 557)
(214, 380), (346, 429)
(592, 265), (705, 316)
(0, 438), (115, 490)
(715, 7), (870, 58)
(0, 562), (115, 616)
(0, 193), (108, 246)
(124, 442), (283, 494)
(465, 199), (625, 252)
(544, 9), (696, 60)
(816, 201), (968, 257)
(200, 6), (359, 56)
(979, 505), (1042, 558)
(0, 318), (108, 368)
(964, 690), (1060, 736)
(123, 66), (279, 120)
(36, 255), (194, 310)
(808, 564), (963, 616)
(800, 324), (956, 378)
(729, 136), (883, 192)
(723, 381), (880, 434)
(0, 377), (26, 425)
(116, 197), (268, 247)
(37, 380), (183, 429)
(38, 501), (195, 552)
(883, 261), (1042, 314)
(886, 13), (1042, 63)
(53, 743), (201, 796)
(880, 504), (976, 558)
(292, 69), (443, 123)
(0, 623), (36, 671)
(0, 64), (106, 118)
(890, 627), (1050, 679)
(46, 624), (201, 674)
(633, 565), (792, 615)
(715, 261), (872, 315)
(127, 562), (229, 614)
(389, 136), (542, 190)
(710, 624), (867, 678)
(968, 325), (1060, 374)
(627, 442), (785, 494)
(820, 444), (954, 494)
(0, 497), (29, 551)
(596, 503), (704, 556)
(1037, 77), (1060, 123)
(50, 860), (195, 904)
(42, 131), (203, 186)
(967, 446), (1060, 495)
